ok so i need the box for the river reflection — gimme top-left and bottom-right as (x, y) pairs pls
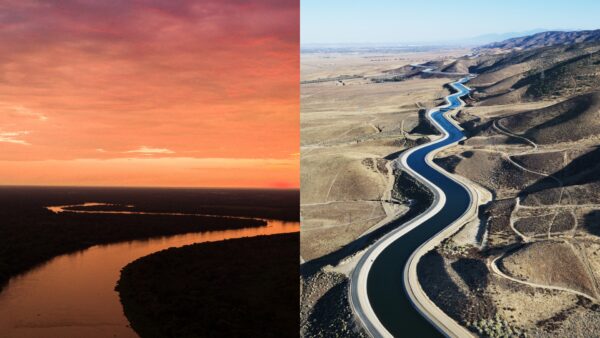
(0, 219), (299, 338)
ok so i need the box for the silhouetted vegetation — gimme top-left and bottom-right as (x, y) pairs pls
(116, 233), (299, 338)
(0, 186), (299, 291)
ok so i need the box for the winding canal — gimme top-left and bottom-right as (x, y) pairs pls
(352, 78), (473, 337)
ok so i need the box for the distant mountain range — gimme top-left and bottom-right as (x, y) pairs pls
(437, 27), (600, 104)
(301, 29), (600, 53)
(457, 29), (550, 45)
(301, 30), (551, 50)
(478, 29), (600, 50)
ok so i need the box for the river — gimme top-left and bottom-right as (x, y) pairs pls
(0, 215), (298, 338)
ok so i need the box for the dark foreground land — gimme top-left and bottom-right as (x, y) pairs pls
(116, 233), (299, 338)
(0, 186), (299, 291)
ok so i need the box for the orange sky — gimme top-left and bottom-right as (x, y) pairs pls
(0, 0), (299, 188)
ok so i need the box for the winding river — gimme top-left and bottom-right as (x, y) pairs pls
(0, 214), (299, 338)
(352, 78), (473, 337)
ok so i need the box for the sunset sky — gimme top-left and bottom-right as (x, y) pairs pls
(0, 0), (298, 188)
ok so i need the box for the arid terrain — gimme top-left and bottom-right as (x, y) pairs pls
(420, 30), (600, 337)
(302, 29), (600, 338)
(300, 47), (470, 336)
(301, 48), (469, 262)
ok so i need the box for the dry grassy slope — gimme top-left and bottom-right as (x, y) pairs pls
(472, 44), (600, 104)
(471, 46), (573, 75)
(500, 241), (596, 297)
(383, 65), (422, 78)
(511, 151), (567, 175)
(499, 92), (600, 144)
(434, 150), (540, 197)
(522, 181), (600, 207)
(301, 75), (450, 261)
(472, 71), (526, 94)
(477, 86), (530, 106)
(301, 151), (385, 204)
(521, 147), (600, 201)
(516, 50), (600, 98)
(469, 64), (530, 87)
(441, 58), (477, 73)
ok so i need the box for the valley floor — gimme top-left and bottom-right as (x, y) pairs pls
(300, 48), (469, 336)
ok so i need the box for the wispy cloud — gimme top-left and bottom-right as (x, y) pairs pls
(12, 106), (48, 121)
(0, 0), (298, 187)
(0, 131), (30, 145)
(0, 156), (299, 188)
(125, 146), (175, 155)
(188, 157), (296, 169)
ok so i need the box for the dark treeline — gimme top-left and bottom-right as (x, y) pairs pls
(0, 186), (298, 291)
(117, 233), (299, 338)
(0, 186), (300, 221)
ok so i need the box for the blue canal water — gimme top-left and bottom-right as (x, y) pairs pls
(367, 79), (472, 337)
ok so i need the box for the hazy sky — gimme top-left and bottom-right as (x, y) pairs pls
(0, 0), (299, 188)
(301, 0), (600, 44)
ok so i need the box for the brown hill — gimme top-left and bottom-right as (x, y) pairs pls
(500, 241), (596, 298)
(514, 50), (600, 99)
(441, 59), (477, 74)
(498, 92), (600, 144)
(471, 42), (600, 102)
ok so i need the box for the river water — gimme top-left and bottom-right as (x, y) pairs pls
(0, 214), (298, 338)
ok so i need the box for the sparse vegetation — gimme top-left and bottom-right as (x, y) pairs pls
(439, 239), (471, 257)
(466, 314), (527, 338)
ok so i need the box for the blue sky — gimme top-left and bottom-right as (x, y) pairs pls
(301, 0), (600, 44)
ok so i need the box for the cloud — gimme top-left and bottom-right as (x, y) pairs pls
(0, 131), (30, 145)
(188, 157), (296, 169)
(125, 146), (175, 155)
(0, 156), (299, 188)
(11, 106), (48, 121)
(0, 0), (299, 187)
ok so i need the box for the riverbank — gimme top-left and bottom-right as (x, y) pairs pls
(116, 233), (299, 338)
(0, 220), (299, 337)
(0, 186), (299, 292)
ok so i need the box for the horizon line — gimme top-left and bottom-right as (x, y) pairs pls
(300, 27), (598, 47)
(0, 184), (299, 191)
